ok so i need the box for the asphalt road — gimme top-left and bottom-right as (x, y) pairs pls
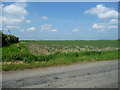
(2, 60), (119, 88)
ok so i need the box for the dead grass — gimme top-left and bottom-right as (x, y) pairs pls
(2, 61), (24, 65)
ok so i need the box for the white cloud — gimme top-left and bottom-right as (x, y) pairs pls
(98, 10), (118, 19)
(107, 25), (118, 29)
(85, 4), (108, 14)
(41, 24), (52, 30)
(40, 24), (58, 32)
(92, 23), (105, 29)
(109, 19), (118, 24)
(85, 4), (118, 19)
(1, 2), (29, 32)
(2, 2), (28, 25)
(26, 20), (31, 23)
(50, 29), (58, 32)
(3, 3), (27, 15)
(72, 28), (80, 32)
(27, 27), (36, 31)
(41, 16), (48, 20)
(85, 4), (118, 32)
(7, 25), (20, 29)
(92, 23), (118, 31)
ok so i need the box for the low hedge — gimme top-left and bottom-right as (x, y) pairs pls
(0, 32), (19, 47)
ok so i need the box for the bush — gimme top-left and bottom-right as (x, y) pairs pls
(8, 34), (19, 43)
(1, 33), (9, 46)
(0, 32), (19, 46)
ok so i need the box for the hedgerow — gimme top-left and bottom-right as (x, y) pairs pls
(0, 32), (19, 47)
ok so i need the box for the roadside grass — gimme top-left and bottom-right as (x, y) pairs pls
(2, 50), (118, 71)
(2, 43), (34, 62)
(2, 40), (119, 71)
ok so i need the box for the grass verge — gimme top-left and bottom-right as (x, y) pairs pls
(2, 50), (118, 71)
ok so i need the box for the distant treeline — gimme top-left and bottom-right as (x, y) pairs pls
(0, 31), (19, 47)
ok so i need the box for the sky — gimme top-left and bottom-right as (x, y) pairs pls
(0, 2), (119, 40)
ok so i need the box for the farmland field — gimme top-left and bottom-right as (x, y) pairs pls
(2, 40), (119, 71)
(25, 40), (118, 55)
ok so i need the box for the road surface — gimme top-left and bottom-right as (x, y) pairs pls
(2, 60), (119, 88)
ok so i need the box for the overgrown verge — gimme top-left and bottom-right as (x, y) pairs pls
(2, 41), (119, 71)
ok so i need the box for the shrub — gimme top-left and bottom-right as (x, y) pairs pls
(1, 32), (19, 46)
(7, 34), (19, 43)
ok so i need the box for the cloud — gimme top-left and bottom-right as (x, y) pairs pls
(41, 24), (52, 30)
(41, 16), (48, 20)
(109, 19), (118, 24)
(1, 2), (31, 33)
(27, 27), (36, 31)
(40, 24), (58, 32)
(3, 3), (27, 15)
(2, 2), (35, 34)
(72, 28), (80, 32)
(50, 29), (58, 32)
(92, 23), (105, 29)
(7, 25), (20, 29)
(92, 23), (118, 32)
(85, 4), (118, 19)
(26, 20), (31, 23)
(85, 4), (118, 32)
(20, 27), (36, 32)
(2, 2), (28, 25)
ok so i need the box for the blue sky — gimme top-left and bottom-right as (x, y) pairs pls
(1, 2), (119, 40)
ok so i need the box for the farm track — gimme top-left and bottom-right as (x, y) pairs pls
(2, 60), (119, 88)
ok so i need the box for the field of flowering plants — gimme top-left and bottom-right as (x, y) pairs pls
(2, 40), (119, 71)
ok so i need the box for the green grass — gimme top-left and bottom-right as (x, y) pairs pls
(2, 43), (33, 62)
(2, 40), (119, 71)
(2, 50), (118, 71)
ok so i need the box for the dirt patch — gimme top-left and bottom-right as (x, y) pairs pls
(2, 61), (24, 65)
(27, 44), (51, 55)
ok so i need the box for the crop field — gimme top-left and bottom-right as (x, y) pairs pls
(2, 40), (119, 71)
(25, 40), (118, 55)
